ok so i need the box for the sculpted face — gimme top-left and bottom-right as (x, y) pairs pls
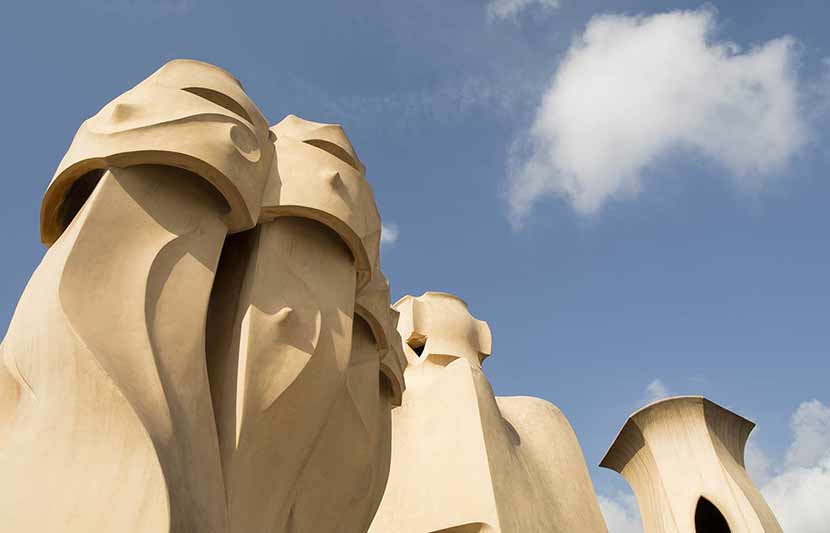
(203, 113), (389, 531)
(262, 115), (381, 288)
(42, 59), (275, 243)
(3, 52), (401, 531)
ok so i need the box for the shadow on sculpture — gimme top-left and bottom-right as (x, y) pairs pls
(430, 523), (490, 533)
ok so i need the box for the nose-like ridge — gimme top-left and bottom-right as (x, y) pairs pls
(259, 114), (381, 289)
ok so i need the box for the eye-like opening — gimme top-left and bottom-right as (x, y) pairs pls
(182, 87), (254, 125)
(694, 497), (730, 533)
(58, 169), (105, 230)
(407, 334), (427, 358)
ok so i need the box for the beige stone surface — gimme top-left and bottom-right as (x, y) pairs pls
(286, 271), (405, 533)
(1, 165), (231, 532)
(600, 396), (782, 533)
(0, 60), (400, 532)
(262, 115), (381, 288)
(206, 216), (360, 531)
(369, 292), (608, 533)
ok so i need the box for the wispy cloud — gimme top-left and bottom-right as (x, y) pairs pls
(598, 491), (643, 533)
(749, 400), (830, 533)
(784, 399), (830, 468)
(507, 7), (807, 226)
(745, 437), (773, 486)
(486, 0), (559, 22)
(643, 378), (671, 404)
(85, 0), (195, 15)
(280, 68), (546, 135)
(381, 223), (399, 245)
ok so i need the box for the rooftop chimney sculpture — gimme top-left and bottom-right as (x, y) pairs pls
(600, 396), (782, 533)
(0, 59), (402, 533)
(368, 292), (608, 533)
(0, 60), (782, 533)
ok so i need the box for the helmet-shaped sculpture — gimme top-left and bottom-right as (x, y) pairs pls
(1, 59), (275, 533)
(262, 114), (381, 288)
(205, 112), (386, 532)
(42, 59), (275, 243)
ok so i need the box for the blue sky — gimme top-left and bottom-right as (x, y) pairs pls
(1, 1), (828, 531)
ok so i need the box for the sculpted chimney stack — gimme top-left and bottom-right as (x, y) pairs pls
(369, 291), (608, 533)
(601, 396), (782, 533)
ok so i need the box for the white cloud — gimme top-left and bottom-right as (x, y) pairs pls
(598, 492), (643, 533)
(784, 399), (830, 468)
(507, 7), (806, 225)
(759, 400), (830, 533)
(745, 437), (773, 486)
(381, 223), (399, 245)
(763, 456), (830, 533)
(643, 378), (671, 404)
(487, 0), (559, 21)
